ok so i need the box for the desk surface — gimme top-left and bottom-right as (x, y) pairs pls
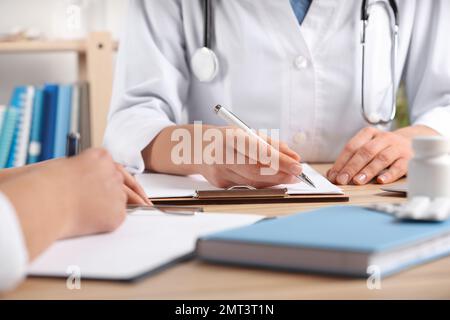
(4, 165), (450, 300)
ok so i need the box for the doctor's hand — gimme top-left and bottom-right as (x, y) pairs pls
(143, 124), (303, 189)
(198, 127), (302, 189)
(327, 126), (439, 185)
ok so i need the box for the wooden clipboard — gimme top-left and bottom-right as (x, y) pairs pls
(151, 186), (349, 205)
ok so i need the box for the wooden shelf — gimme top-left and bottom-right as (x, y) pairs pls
(0, 39), (118, 54)
(0, 40), (87, 53)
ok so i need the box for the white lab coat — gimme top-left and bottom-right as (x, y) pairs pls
(104, 0), (450, 173)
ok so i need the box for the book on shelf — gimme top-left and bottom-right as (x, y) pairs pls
(28, 88), (44, 164)
(0, 106), (6, 133)
(5, 86), (27, 168)
(54, 85), (73, 158)
(13, 86), (35, 167)
(0, 107), (20, 168)
(40, 84), (59, 161)
(0, 83), (91, 168)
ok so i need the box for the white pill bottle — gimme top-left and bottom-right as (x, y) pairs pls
(408, 136), (450, 199)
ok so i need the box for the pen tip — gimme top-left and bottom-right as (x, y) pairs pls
(299, 174), (316, 188)
(307, 179), (316, 189)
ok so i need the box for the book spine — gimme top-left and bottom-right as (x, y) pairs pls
(40, 85), (59, 161)
(70, 84), (80, 134)
(0, 108), (20, 168)
(53, 85), (73, 158)
(0, 105), (6, 134)
(79, 83), (91, 151)
(5, 87), (27, 168)
(27, 88), (45, 164)
(14, 86), (35, 167)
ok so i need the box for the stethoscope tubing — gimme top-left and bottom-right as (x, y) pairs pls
(203, 0), (212, 48)
(360, 0), (399, 125)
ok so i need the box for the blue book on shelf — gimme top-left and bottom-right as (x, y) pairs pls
(197, 206), (450, 278)
(53, 85), (73, 158)
(13, 86), (35, 167)
(5, 87), (27, 168)
(0, 108), (20, 168)
(0, 106), (6, 134)
(40, 85), (59, 161)
(27, 88), (45, 164)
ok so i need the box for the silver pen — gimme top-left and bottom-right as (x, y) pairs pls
(127, 205), (202, 216)
(213, 105), (316, 188)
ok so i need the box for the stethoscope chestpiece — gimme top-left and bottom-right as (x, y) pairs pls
(191, 47), (219, 82)
(366, 112), (382, 125)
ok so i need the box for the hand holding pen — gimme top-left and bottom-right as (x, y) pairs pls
(199, 105), (314, 189)
(214, 105), (315, 188)
(66, 133), (152, 206)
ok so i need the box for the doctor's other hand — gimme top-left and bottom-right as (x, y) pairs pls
(327, 125), (440, 185)
(115, 163), (152, 206)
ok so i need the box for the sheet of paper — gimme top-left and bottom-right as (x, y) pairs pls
(28, 212), (264, 281)
(381, 183), (407, 195)
(136, 164), (342, 198)
(281, 164), (343, 195)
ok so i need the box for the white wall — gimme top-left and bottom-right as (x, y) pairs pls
(0, 0), (127, 103)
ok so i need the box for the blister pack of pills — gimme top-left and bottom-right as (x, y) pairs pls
(366, 197), (450, 222)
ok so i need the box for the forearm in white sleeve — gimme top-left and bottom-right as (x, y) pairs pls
(104, 0), (190, 173)
(405, 0), (450, 137)
(413, 107), (450, 137)
(0, 192), (28, 293)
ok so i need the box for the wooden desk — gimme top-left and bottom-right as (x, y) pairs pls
(3, 165), (450, 300)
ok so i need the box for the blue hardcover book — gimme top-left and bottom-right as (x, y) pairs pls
(40, 85), (59, 161)
(53, 85), (73, 158)
(0, 108), (20, 168)
(5, 87), (27, 168)
(27, 88), (45, 164)
(197, 206), (450, 278)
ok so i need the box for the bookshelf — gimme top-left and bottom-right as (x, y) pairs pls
(0, 32), (118, 147)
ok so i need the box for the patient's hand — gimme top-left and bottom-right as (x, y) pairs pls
(64, 149), (128, 237)
(115, 164), (152, 206)
(0, 156), (151, 206)
(0, 148), (127, 260)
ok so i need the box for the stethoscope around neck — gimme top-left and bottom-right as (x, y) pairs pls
(190, 0), (399, 126)
(190, 0), (219, 83)
(360, 0), (399, 125)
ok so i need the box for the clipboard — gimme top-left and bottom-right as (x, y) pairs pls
(137, 164), (349, 205)
(151, 185), (349, 205)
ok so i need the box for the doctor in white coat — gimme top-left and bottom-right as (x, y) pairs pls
(104, 0), (450, 187)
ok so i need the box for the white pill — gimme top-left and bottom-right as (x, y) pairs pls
(427, 198), (450, 221)
(370, 203), (397, 214)
(397, 197), (431, 220)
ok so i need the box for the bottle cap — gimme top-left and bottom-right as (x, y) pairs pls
(412, 136), (450, 158)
